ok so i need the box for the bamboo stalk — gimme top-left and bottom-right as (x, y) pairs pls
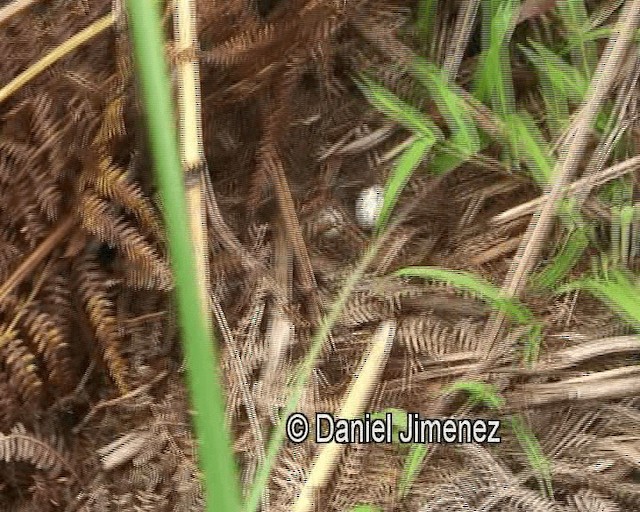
(490, 155), (640, 226)
(124, 2), (241, 511)
(173, 0), (266, 506)
(173, 0), (209, 324)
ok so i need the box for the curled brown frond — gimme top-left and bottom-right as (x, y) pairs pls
(0, 423), (75, 479)
(77, 191), (172, 291)
(74, 252), (129, 395)
(0, 330), (43, 406)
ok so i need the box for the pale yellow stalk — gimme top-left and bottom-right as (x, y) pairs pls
(292, 321), (397, 512)
(173, 0), (208, 318)
(0, 14), (114, 104)
(0, 0), (38, 27)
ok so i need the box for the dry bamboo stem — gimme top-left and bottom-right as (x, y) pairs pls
(173, 0), (209, 321)
(173, 2), (267, 508)
(490, 155), (640, 226)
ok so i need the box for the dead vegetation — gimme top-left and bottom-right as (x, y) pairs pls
(0, 0), (639, 510)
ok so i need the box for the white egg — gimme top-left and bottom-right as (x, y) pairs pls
(356, 185), (384, 230)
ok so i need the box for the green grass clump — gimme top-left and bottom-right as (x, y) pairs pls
(368, 408), (429, 498)
(444, 380), (553, 498)
(560, 268), (640, 331)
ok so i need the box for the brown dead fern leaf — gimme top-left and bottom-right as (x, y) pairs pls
(0, 330), (43, 406)
(89, 155), (165, 243)
(77, 191), (172, 291)
(17, 306), (74, 394)
(74, 251), (129, 395)
(0, 423), (72, 476)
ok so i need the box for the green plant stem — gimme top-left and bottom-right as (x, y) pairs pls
(124, 2), (241, 512)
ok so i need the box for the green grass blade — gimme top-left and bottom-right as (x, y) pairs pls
(520, 38), (594, 136)
(506, 111), (555, 186)
(442, 380), (505, 409)
(556, 0), (598, 78)
(393, 267), (535, 324)
(429, 134), (491, 176)
(619, 204), (634, 266)
(475, 0), (518, 120)
(399, 444), (428, 498)
(521, 41), (590, 104)
(523, 323), (543, 367)
(356, 76), (439, 138)
(124, 2), (241, 511)
(393, 267), (543, 364)
(416, 0), (438, 42)
(370, 408), (409, 441)
(509, 415), (554, 498)
(369, 408), (430, 498)
(562, 27), (640, 53)
(375, 136), (434, 234)
(411, 58), (481, 155)
(519, 43), (569, 135)
(350, 506), (382, 512)
(560, 270), (640, 331)
(530, 196), (592, 329)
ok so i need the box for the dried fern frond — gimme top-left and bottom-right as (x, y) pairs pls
(396, 315), (480, 359)
(0, 329), (43, 405)
(77, 191), (172, 291)
(87, 156), (165, 243)
(74, 251), (129, 394)
(17, 306), (74, 394)
(0, 423), (74, 478)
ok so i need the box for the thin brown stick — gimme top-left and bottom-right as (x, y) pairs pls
(0, 215), (75, 305)
(260, 138), (322, 322)
(469, 236), (523, 265)
(0, 14), (113, 104)
(443, 0), (481, 80)
(490, 155), (640, 226)
(122, 311), (167, 326)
